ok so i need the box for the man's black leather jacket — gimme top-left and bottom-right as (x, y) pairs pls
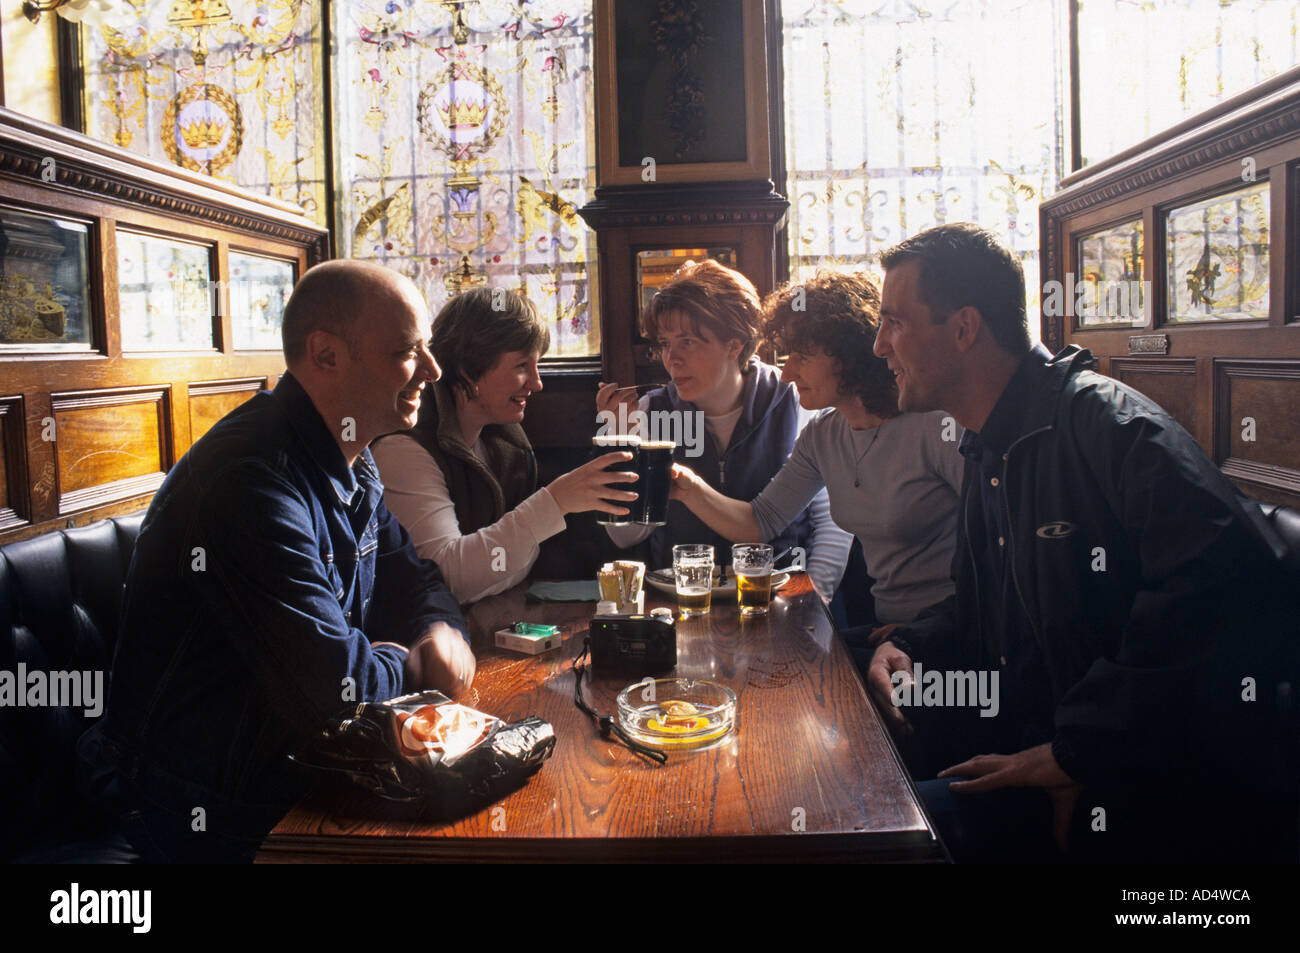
(892, 346), (1298, 792)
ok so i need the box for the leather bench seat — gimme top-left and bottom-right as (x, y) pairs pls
(1, 500), (1296, 863)
(1260, 502), (1300, 576)
(0, 513), (144, 863)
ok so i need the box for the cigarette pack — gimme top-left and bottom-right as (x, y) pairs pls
(494, 628), (563, 656)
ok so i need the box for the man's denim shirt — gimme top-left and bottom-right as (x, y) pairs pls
(88, 372), (468, 842)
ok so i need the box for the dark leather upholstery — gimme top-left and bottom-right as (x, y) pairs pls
(0, 513), (143, 861)
(1259, 502), (1300, 577)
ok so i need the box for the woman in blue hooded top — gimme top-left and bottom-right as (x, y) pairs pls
(597, 259), (852, 599)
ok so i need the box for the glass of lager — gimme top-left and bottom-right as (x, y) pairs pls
(672, 544), (714, 618)
(732, 543), (774, 616)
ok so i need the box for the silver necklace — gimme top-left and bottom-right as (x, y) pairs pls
(853, 422), (883, 488)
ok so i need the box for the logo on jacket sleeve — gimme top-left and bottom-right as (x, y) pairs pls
(1035, 521), (1076, 539)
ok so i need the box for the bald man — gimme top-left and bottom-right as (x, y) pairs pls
(81, 260), (473, 863)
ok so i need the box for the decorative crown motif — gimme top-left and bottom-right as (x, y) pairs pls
(437, 98), (489, 130)
(179, 115), (228, 149)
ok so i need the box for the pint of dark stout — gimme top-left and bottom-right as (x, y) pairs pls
(591, 433), (641, 525)
(635, 440), (675, 525)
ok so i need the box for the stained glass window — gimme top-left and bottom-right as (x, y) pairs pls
(332, 0), (600, 358)
(781, 0), (1065, 340)
(79, 1), (599, 359)
(1165, 182), (1269, 324)
(1075, 218), (1145, 328)
(81, 0), (327, 222)
(1079, 0), (1300, 167)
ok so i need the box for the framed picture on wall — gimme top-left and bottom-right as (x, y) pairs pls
(595, 0), (772, 186)
(0, 206), (94, 351)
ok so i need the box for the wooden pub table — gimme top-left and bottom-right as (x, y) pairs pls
(256, 574), (944, 862)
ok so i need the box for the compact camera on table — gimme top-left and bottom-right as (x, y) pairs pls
(590, 559), (676, 676)
(588, 610), (676, 677)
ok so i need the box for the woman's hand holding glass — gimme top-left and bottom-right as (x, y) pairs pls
(547, 451), (639, 516)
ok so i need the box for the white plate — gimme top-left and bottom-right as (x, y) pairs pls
(645, 568), (791, 597)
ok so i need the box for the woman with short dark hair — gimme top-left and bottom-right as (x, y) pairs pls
(374, 287), (637, 603)
(671, 270), (964, 627)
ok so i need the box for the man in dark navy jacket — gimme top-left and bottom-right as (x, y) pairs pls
(866, 223), (1298, 862)
(82, 260), (474, 862)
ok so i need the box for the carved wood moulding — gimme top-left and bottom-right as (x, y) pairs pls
(1110, 356), (1196, 376)
(1043, 71), (1300, 220)
(0, 397), (26, 532)
(1212, 359), (1300, 497)
(188, 377), (269, 398)
(579, 182), (790, 231)
(0, 107), (327, 263)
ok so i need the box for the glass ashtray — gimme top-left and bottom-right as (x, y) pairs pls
(616, 678), (737, 750)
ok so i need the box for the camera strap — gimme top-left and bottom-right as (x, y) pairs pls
(572, 636), (667, 765)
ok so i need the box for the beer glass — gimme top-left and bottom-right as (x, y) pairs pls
(732, 543), (774, 616)
(673, 544), (714, 618)
(590, 433), (641, 525)
(635, 440), (675, 525)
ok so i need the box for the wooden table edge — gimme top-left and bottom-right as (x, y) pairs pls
(256, 829), (944, 863)
(813, 597), (953, 865)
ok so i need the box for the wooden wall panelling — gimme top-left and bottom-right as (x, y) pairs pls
(1109, 357), (1201, 446)
(169, 381), (191, 469)
(1213, 360), (1300, 503)
(97, 216), (120, 358)
(1040, 69), (1300, 506)
(1269, 163), (1289, 328)
(595, 0), (772, 187)
(0, 396), (25, 531)
(22, 391), (56, 526)
(1142, 203), (1159, 336)
(213, 238), (231, 352)
(1285, 158), (1298, 325)
(1194, 355), (1215, 457)
(49, 385), (170, 515)
(0, 107), (327, 543)
(188, 378), (268, 443)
